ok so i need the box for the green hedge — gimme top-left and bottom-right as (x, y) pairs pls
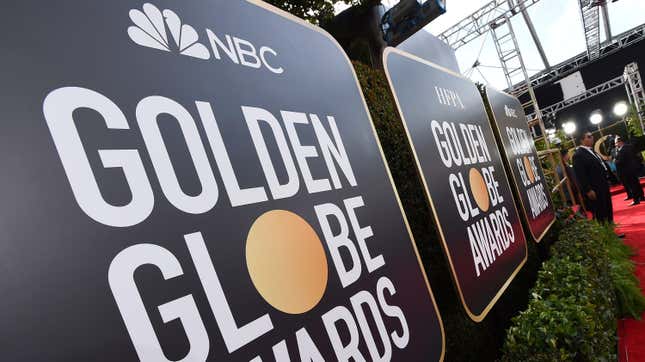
(502, 219), (645, 361)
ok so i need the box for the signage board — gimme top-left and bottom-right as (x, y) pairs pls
(0, 1), (444, 360)
(383, 48), (527, 321)
(397, 30), (459, 73)
(485, 87), (556, 242)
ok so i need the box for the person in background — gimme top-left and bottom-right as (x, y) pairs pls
(614, 136), (644, 206)
(573, 132), (615, 224)
(610, 136), (632, 201)
(608, 135), (620, 178)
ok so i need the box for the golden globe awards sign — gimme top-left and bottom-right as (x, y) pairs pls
(485, 87), (556, 242)
(383, 48), (527, 321)
(0, 1), (444, 360)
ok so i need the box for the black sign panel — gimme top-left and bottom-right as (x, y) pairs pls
(383, 48), (527, 321)
(485, 87), (556, 242)
(397, 30), (459, 74)
(0, 1), (444, 360)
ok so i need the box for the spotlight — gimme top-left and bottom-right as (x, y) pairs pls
(563, 121), (576, 135)
(613, 101), (628, 117)
(589, 110), (603, 125)
(381, 0), (447, 46)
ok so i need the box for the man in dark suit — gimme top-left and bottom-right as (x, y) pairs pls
(573, 132), (614, 223)
(611, 138), (633, 201)
(614, 136), (644, 206)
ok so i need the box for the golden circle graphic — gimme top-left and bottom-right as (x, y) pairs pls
(245, 210), (328, 314)
(523, 156), (535, 184)
(595, 135), (611, 158)
(469, 168), (490, 213)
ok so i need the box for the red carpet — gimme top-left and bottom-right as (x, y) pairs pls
(611, 178), (645, 196)
(613, 188), (645, 361)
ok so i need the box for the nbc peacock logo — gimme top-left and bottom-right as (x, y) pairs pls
(127, 3), (211, 60)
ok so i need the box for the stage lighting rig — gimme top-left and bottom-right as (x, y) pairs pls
(563, 121), (577, 135)
(613, 102), (628, 117)
(381, 0), (447, 46)
(590, 110), (603, 125)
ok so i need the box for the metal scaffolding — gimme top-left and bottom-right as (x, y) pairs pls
(436, 0), (550, 132)
(438, 0), (542, 50)
(525, 24), (645, 92)
(524, 62), (645, 135)
(487, 15), (573, 205)
(437, 0), (645, 98)
(624, 62), (645, 132)
(579, 0), (601, 60)
(599, 1), (612, 42)
(529, 74), (625, 120)
(489, 15), (546, 140)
